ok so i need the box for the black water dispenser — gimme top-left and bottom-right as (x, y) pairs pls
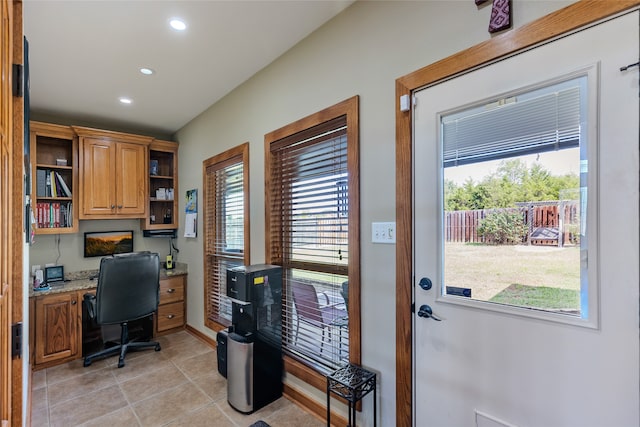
(226, 264), (282, 414)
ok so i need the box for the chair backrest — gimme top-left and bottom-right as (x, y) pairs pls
(341, 281), (349, 310)
(291, 281), (322, 323)
(96, 252), (160, 324)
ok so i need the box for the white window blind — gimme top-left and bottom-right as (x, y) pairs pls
(204, 148), (247, 328)
(442, 77), (584, 167)
(269, 116), (350, 371)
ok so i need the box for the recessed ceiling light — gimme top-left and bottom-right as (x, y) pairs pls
(169, 18), (187, 31)
(140, 67), (154, 75)
(119, 97), (133, 105)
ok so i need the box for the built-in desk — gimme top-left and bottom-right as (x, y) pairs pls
(29, 263), (187, 370)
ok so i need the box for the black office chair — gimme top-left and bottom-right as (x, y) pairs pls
(83, 252), (161, 368)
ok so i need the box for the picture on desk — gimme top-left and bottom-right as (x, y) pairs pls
(84, 230), (134, 257)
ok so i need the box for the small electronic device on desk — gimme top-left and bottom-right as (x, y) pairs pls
(44, 265), (64, 285)
(33, 265), (65, 291)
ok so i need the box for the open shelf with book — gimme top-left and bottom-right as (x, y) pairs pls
(30, 122), (79, 234)
(142, 140), (178, 230)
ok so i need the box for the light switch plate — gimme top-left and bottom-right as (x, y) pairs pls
(372, 222), (396, 244)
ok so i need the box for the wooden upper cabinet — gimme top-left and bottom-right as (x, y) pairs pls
(30, 121), (79, 233)
(141, 140), (179, 230)
(74, 126), (152, 219)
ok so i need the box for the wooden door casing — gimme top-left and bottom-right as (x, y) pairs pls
(0, 0), (17, 424)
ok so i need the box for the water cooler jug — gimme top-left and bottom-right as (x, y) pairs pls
(226, 264), (282, 414)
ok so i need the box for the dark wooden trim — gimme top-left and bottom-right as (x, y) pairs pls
(395, 80), (413, 427)
(283, 383), (348, 427)
(395, 1), (640, 425)
(201, 142), (250, 332)
(185, 324), (217, 348)
(284, 355), (327, 392)
(11, 1), (24, 425)
(265, 95), (362, 376)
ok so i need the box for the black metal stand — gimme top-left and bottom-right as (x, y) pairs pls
(327, 363), (376, 427)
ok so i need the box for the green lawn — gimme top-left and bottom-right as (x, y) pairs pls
(444, 243), (580, 312)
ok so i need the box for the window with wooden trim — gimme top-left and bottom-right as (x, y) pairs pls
(265, 96), (360, 376)
(203, 143), (250, 330)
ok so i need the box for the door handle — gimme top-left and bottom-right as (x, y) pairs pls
(417, 304), (441, 321)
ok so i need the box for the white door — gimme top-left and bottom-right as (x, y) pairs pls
(413, 11), (639, 427)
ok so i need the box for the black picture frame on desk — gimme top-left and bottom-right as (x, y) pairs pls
(84, 230), (134, 258)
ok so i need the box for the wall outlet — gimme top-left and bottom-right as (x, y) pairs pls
(372, 222), (396, 244)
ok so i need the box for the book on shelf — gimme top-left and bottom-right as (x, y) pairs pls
(54, 172), (72, 197)
(35, 201), (73, 229)
(36, 168), (72, 198)
(36, 169), (46, 196)
(45, 172), (51, 197)
(50, 171), (57, 197)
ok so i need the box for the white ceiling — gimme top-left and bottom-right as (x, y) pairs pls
(23, 1), (354, 137)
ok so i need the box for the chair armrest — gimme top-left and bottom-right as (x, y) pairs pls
(83, 293), (97, 319)
(318, 292), (345, 309)
(317, 291), (330, 306)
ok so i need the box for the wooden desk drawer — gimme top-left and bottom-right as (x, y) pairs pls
(160, 276), (184, 305)
(157, 301), (184, 331)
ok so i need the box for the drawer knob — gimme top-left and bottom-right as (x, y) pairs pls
(167, 314), (175, 319)
(167, 288), (176, 293)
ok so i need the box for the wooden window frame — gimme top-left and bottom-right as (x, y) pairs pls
(203, 142), (250, 331)
(265, 96), (361, 389)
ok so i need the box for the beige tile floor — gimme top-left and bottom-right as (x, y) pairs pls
(31, 331), (324, 427)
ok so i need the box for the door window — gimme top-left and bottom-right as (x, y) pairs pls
(439, 74), (597, 326)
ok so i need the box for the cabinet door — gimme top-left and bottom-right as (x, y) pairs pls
(34, 293), (79, 365)
(116, 142), (147, 215)
(80, 138), (116, 217)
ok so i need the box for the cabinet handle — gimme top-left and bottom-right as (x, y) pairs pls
(167, 288), (175, 293)
(117, 205), (123, 209)
(71, 300), (77, 305)
(167, 314), (175, 319)
(111, 205), (115, 209)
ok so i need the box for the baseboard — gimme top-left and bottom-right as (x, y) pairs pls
(185, 324), (217, 348)
(283, 383), (347, 427)
(185, 325), (347, 425)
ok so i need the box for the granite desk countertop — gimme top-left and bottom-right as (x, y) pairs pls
(29, 262), (188, 297)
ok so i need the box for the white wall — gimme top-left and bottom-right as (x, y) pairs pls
(174, 1), (573, 425)
(29, 220), (172, 273)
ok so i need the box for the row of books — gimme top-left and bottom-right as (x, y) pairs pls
(36, 169), (72, 198)
(35, 202), (73, 228)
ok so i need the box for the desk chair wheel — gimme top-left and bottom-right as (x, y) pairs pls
(83, 359), (92, 367)
(155, 343), (161, 351)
